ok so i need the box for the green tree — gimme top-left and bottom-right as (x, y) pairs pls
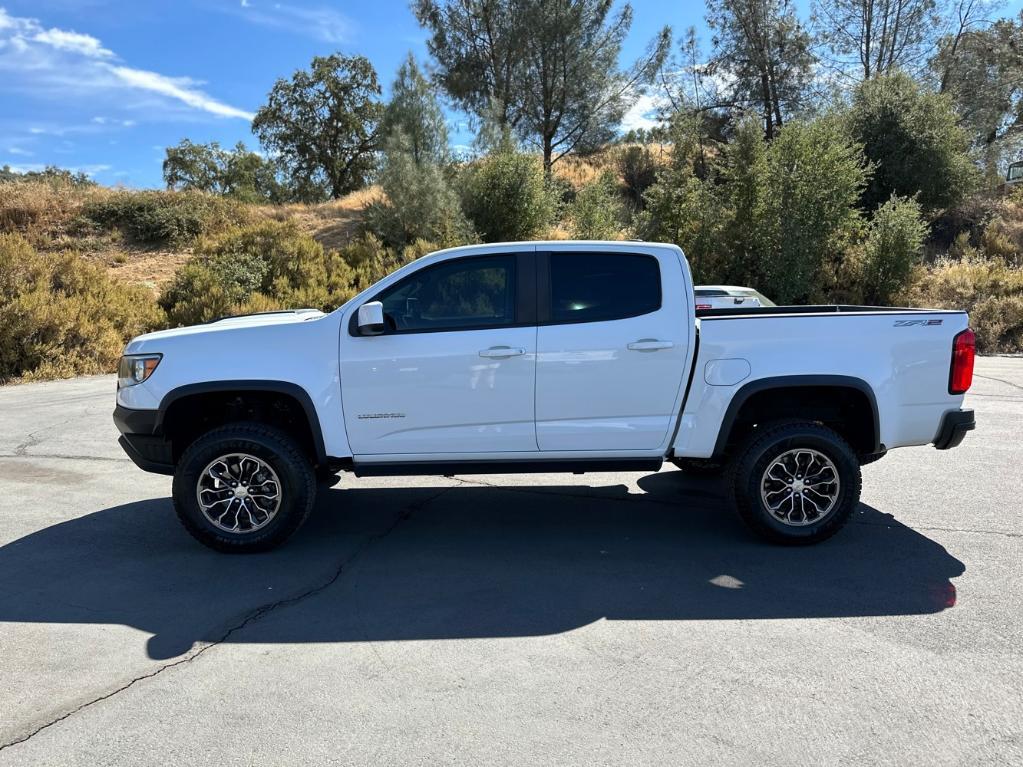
(253, 54), (383, 201)
(163, 140), (285, 202)
(931, 12), (1023, 164)
(412, 0), (526, 129)
(381, 54), (449, 165)
(368, 54), (472, 247)
(515, 0), (670, 170)
(847, 71), (976, 211)
(413, 0), (669, 171)
(814, 0), (940, 80)
(163, 139), (224, 194)
(706, 0), (814, 139)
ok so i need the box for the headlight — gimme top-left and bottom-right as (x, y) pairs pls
(117, 354), (162, 388)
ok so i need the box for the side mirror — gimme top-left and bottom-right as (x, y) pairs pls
(357, 301), (386, 336)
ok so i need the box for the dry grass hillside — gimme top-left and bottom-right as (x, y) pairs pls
(0, 146), (652, 292)
(0, 180), (389, 291)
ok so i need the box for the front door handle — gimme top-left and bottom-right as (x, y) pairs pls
(627, 339), (674, 351)
(479, 346), (526, 358)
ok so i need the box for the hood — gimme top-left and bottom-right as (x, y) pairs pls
(125, 309), (326, 348)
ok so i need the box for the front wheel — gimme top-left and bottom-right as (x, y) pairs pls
(172, 423), (317, 553)
(729, 422), (861, 545)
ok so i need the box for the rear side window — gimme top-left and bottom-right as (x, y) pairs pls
(549, 253), (661, 324)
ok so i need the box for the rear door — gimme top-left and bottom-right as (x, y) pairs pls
(534, 246), (690, 451)
(341, 250), (538, 456)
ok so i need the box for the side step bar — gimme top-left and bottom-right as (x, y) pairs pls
(349, 458), (664, 478)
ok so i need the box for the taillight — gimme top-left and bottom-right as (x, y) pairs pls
(949, 328), (975, 394)
(696, 303), (712, 311)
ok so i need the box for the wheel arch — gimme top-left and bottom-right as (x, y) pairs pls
(712, 375), (881, 459)
(157, 380), (327, 466)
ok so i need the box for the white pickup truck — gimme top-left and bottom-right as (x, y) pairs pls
(113, 241), (976, 552)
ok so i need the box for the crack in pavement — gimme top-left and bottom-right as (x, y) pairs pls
(0, 453), (132, 464)
(855, 520), (1022, 539)
(0, 483), (455, 754)
(975, 374), (1023, 394)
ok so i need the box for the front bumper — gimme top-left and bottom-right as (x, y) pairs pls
(933, 408), (975, 450)
(113, 405), (174, 475)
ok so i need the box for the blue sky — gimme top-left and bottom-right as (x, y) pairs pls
(0, 0), (714, 188)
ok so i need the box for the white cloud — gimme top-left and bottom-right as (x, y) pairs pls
(620, 94), (667, 133)
(0, 7), (252, 122)
(92, 116), (139, 127)
(33, 27), (112, 58)
(233, 2), (351, 43)
(108, 67), (254, 120)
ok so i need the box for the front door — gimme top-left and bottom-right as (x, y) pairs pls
(535, 247), (690, 451)
(341, 251), (538, 456)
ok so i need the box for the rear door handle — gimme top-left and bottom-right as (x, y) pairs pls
(479, 346), (526, 358)
(627, 339), (674, 351)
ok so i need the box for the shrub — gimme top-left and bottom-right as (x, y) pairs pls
(569, 172), (624, 240)
(617, 145), (658, 208)
(0, 181), (100, 239)
(903, 251), (1023, 352)
(859, 196), (928, 305)
(847, 72), (977, 212)
(159, 222), (415, 326)
(81, 190), (249, 245)
(458, 151), (559, 242)
(0, 234), (164, 382)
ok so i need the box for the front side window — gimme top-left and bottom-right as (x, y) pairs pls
(549, 253), (661, 324)
(375, 255), (516, 333)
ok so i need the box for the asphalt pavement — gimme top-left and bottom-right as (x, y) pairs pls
(0, 358), (1020, 765)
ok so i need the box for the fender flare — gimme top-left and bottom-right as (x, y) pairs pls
(711, 374), (881, 458)
(156, 380), (327, 464)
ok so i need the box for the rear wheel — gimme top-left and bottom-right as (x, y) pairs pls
(172, 422), (316, 553)
(729, 422), (861, 545)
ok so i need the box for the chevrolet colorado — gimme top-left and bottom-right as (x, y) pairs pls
(113, 241), (976, 552)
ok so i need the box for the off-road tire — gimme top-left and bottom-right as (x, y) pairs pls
(172, 422), (316, 553)
(729, 421), (861, 545)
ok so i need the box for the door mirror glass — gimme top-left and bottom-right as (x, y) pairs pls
(357, 301), (386, 335)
